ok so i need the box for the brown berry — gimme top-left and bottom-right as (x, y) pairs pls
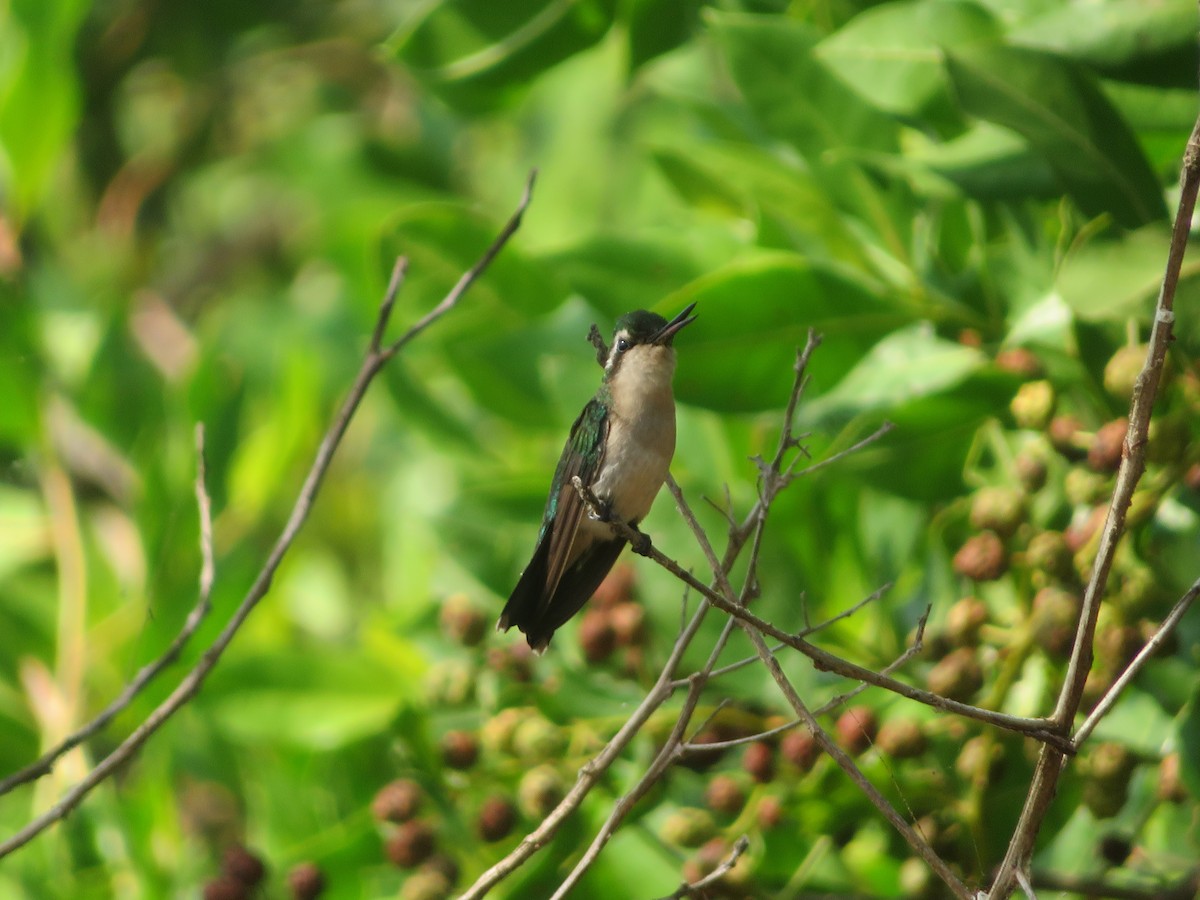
(1088, 418), (1127, 473)
(1185, 463), (1200, 492)
(440, 730), (479, 770)
(1032, 586), (1081, 657)
(578, 608), (616, 662)
(477, 796), (517, 843)
(372, 779), (423, 824)
(1048, 415), (1086, 458)
(927, 647), (984, 702)
(704, 774), (746, 816)
(781, 729), (820, 771)
(996, 347), (1043, 377)
(592, 562), (635, 607)
(952, 532), (1007, 581)
(222, 844), (266, 886)
(609, 602), (647, 646)
(876, 718), (927, 759)
(485, 644), (533, 682)
(287, 861), (327, 900)
(742, 741), (775, 783)
(757, 795), (784, 830)
(439, 594), (487, 646)
(1015, 447), (1050, 491)
(203, 877), (248, 900)
(1158, 753), (1188, 803)
(1065, 506), (1106, 553)
(835, 707), (877, 756)
(386, 821), (436, 868)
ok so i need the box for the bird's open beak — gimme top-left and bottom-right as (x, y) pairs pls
(652, 302), (698, 345)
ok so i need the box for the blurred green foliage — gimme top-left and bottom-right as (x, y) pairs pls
(1, 0), (1199, 897)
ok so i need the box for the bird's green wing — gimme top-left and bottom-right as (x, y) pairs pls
(541, 396), (608, 607)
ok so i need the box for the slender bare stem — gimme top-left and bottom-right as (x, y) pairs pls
(656, 835), (751, 899)
(986, 116), (1200, 899)
(0, 174), (536, 861)
(1073, 577), (1200, 749)
(0, 425), (216, 798)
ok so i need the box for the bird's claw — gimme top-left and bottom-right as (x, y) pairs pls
(631, 529), (652, 556)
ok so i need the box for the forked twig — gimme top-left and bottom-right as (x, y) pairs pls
(0, 172), (537, 861)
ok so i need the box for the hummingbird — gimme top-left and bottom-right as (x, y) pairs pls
(498, 303), (698, 652)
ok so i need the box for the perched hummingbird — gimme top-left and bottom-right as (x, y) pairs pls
(498, 303), (698, 651)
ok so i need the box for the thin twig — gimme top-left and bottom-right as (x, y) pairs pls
(0, 174), (536, 861)
(666, 447), (974, 900)
(746, 624), (975, 899)
(1072, 577), (1200, 749)
(0, 425), (216, 798)
(601, 517), (1070, 749)
(987, 116), (1200, 899)
(656, 835), (751, 899)
(461, 590), (717, 899)
(1030, 868), (1200, 900)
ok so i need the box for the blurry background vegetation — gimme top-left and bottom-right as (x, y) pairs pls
(2, 0), (1200, 897)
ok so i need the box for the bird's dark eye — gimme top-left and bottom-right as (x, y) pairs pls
(616, 337), (630, 353)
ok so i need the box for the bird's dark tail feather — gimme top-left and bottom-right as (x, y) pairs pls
(498, 536), (625, 652)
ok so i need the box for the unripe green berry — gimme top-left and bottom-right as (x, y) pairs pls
(511, 716), (565, 762)
(927, 647), (984, 702)
(1025, 531), (1074, 583)
(518, 765), (565, 818)
(876, 718), (928, 758)
(1103, 344), (1146, 401)
(1011, 380), (1056, 429)
(969, 487), (1026, 538)
(661, 807), (717, 848)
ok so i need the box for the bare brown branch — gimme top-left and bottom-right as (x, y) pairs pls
(986, 115), (1200, 899)
(0, 174), (536, 861)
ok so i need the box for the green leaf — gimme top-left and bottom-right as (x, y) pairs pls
(1177, 684), (1200, 799)
(1055, 224), (1192, 324)
(624, 0), (703, 72)
(544, 231), (729, 318)
(202, 649), (421, 749)
(805, 324), (988, 420)
(1010, 0), (1198, 77)
(802, 325), (1011, 500)
(647, 140), (876, 270)
(668, 252), (910, 412)
(380, 200), (567, 323)
(392, 0), (618, 110)
(707, 10), (898, 159)
(816, 0), (1001, 117)
(905, 121), (1058, 202)
(0, 0), (89, 222)
(945, 45), (1166, 227)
